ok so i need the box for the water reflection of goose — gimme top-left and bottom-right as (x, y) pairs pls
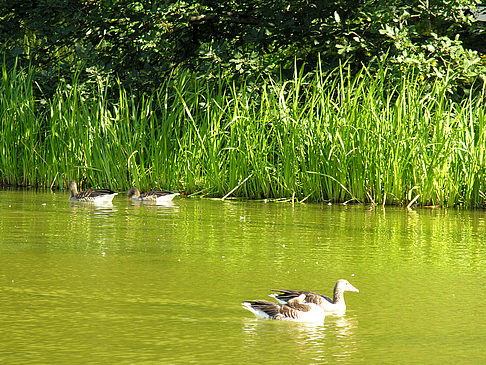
(333, 314), (358, 338)
(127, 187), (180, 204)
(242, 293), (325, 322)
(241, 320), (327, 362)
(68, 180), (118, 204)
(270, 279), (359, 314)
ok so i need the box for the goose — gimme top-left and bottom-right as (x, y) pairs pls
(270, 279), (359, 314)
(68, 180), (118, 203)
(127, 187), (180, 204)
(242, 293), (325, 322)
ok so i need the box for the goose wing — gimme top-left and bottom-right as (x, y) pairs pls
(76, 188), (116, 199)
(270, 289), (332, 306)
(242, 300), (306, 320)
(142, 190), (177, 198)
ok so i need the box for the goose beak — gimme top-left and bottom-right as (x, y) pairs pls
(350, 284), (359, 293)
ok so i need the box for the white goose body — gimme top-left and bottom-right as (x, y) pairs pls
(127, 187), (180, 204)
(242, 294), (325, 322)
(270, 279), (359, 314)
(68, 180), (118, 203)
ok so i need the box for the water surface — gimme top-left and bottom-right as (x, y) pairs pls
(1, 190), (486, 363)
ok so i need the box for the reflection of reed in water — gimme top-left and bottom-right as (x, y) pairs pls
(67, 202), (119, 251)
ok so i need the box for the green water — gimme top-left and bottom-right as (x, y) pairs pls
(1, 190), (486, 363)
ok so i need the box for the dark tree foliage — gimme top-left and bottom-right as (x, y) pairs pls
(1, 0), (484, 96)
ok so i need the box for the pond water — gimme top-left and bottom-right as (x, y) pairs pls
(1, 190), (486, 363)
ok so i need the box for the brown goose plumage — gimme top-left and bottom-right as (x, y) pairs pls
(270, 279), (359, 313)
(127, 187), (180, 203)
(69, 180), (118, 203)
(242, 293), (325, 322)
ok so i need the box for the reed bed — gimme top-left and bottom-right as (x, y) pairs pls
(1, 61), (486, 207)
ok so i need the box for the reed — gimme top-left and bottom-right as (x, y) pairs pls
(1, 61), (485, 207)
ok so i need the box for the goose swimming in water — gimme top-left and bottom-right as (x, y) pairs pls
(68, 180), (118, 203)
(127, 187), (180, 204)
(242, 293), (325, 322)
(270, 279), (359, 314)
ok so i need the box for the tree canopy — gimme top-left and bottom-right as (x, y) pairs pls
(1, 0), (485, 95)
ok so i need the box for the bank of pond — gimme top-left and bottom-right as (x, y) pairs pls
(1, 63), (486, 208)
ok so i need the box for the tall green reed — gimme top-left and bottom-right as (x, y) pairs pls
(1, 60), (485, 207)
(0, 59), (39, 186)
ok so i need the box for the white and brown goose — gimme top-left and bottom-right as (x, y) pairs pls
(270, 279), (359, 314)
(242, 293), (325, 322)
(68, 180), (118, 203)
(127, 187), (180, 204)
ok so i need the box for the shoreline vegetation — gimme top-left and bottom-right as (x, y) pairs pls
(1, 61), (486, 208)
